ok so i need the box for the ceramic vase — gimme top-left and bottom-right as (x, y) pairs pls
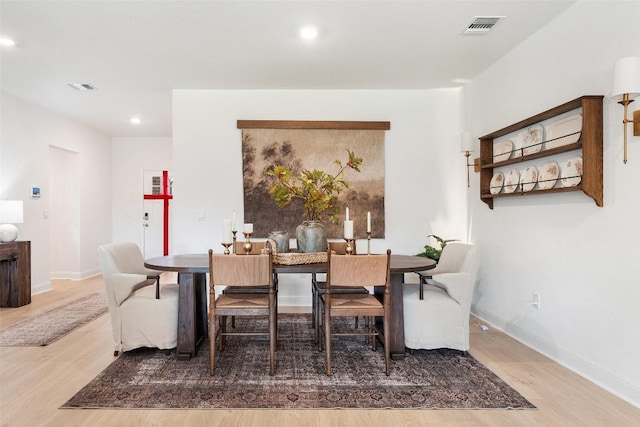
(295, 220), (327, 253)
(267, 230), (290, 253)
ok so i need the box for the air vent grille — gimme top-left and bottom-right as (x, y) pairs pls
(463, 16), (504, 35)
(67, 82), (97, 91)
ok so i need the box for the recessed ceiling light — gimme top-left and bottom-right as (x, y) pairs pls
(0, 36), (16, 47)
(451, 78), (471, 84)
(300, 26), (318, 40)
(130, 117), (141, 125)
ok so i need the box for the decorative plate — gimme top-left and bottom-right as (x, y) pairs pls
(560, 156), (583, 187)
(517, 124), (545, 156)
(493, 140), (513, 163)
(538, 161), (560, 190)
(520, 165), (538, 192)
(503, 169), (520, 193)
(545, 113), (582, 150)
(489, 171), (504, 195)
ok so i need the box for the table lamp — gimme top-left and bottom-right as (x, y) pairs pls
(0, 200), (24, 243)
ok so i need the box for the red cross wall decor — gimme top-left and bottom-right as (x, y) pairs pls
(143, 170), (173, 256)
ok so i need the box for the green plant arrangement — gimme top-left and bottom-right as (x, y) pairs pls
(266, 149), (363, 224)
(416, 234), (458, 261)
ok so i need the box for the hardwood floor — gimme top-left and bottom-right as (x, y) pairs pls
(1, 275), (638, 427)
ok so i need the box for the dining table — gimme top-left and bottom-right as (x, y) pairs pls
(145, 253), (435, 361)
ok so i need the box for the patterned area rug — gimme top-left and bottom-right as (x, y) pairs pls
(0, 293), (108, 346)
(63, 314), (535, 410)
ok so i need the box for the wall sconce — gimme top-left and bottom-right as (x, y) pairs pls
(0, 200), (24, 243)
(611, 56), (640, 164)
(461, 131), (474, 187)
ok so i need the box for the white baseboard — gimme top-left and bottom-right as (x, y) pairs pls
(49, 268), (101, 281)
(472, 305), (640, 409)
(278, 295), (312, 307)
(31, 281), (52, 295)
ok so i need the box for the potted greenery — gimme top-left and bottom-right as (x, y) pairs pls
(416, 234), (457, 262)
(267, 149), (362, 252)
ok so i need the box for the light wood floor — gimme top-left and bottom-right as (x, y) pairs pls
(1, 275), (638, 427)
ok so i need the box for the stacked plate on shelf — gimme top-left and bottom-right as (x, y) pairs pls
(515, 124), (544, 157)
(488, 156), (583, 194)
(493, 140), (513, 162)
(545, 113), (582, 150)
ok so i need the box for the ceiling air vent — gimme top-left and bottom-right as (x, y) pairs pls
(67, 82), (97, 91)
(463, 16), (504, 35)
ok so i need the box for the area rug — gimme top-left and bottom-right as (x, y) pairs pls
(0, 292), (108, 347)
(63, 314), (535, 410)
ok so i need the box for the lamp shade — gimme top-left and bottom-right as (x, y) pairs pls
(461, 131), (474, 153)
(611, 56), (640, 100)
(0, 200), (23, 224)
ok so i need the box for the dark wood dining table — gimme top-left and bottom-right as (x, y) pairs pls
(145, 253), (435, 361)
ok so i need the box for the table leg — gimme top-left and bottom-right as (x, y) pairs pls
(375, 272), (406, 360)
(176, 272), (208, 360)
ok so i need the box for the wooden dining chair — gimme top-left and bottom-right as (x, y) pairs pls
(208, 245), (277, 375)
(311, 241), (368, 343)
(223, 241), (276, 328)
(318, 249), (392, 376)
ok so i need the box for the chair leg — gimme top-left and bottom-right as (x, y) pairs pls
(219, 316), (226, 351)
(311, 287), (316, 329)
(315, 297), (322, 346)
(269, 311), (276, 376)
(210, 315), (216, 375)
(384, 316), (390, 376)
(372, 319), (377, 352)
(324, 308), (332, 376)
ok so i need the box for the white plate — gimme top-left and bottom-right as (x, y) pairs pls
(560, 156), (583, 187)
(538, 161), (560, 190)
(503, 169), (520, 193)
(493, 140), (513, 163)
(520, 166), (538, 192)
(516, 124), (544, 156)
(545, 113), (582, 150)
(489, 172), (504, 195)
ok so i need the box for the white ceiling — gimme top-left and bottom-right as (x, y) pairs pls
(0, 0), (576, 137)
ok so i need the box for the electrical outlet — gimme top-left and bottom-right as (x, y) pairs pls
(532, 293), (540, 310)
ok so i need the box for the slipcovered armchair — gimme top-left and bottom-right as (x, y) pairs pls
(402, 243), (479, 352)
(98, 242), (179, 356)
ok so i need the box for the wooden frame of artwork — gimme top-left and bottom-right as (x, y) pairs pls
(238, 120), (390, 239)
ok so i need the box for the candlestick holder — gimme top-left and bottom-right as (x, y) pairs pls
(243, 232), (253, 255)
(366, 231), (371, 255)
(344, 238), (355, 255)
(232, 230), (237, 254)
(221, 242), (232, 255)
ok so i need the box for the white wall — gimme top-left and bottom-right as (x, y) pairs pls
(465, 1), (640, 407)
(0, 92), (112, 291)
(111, 137), (172, 250)
(172, 89), (466, 304)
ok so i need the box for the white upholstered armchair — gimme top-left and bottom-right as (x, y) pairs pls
(98, 242), (179, 355)
(402, 243), (479, 352)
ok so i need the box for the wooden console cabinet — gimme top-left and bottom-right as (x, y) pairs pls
(0, 241), (31, 307)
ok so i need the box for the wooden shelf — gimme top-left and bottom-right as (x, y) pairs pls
(479, 96), (603, 209)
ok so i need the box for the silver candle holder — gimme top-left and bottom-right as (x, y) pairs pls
(366, 231), (371, 255)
